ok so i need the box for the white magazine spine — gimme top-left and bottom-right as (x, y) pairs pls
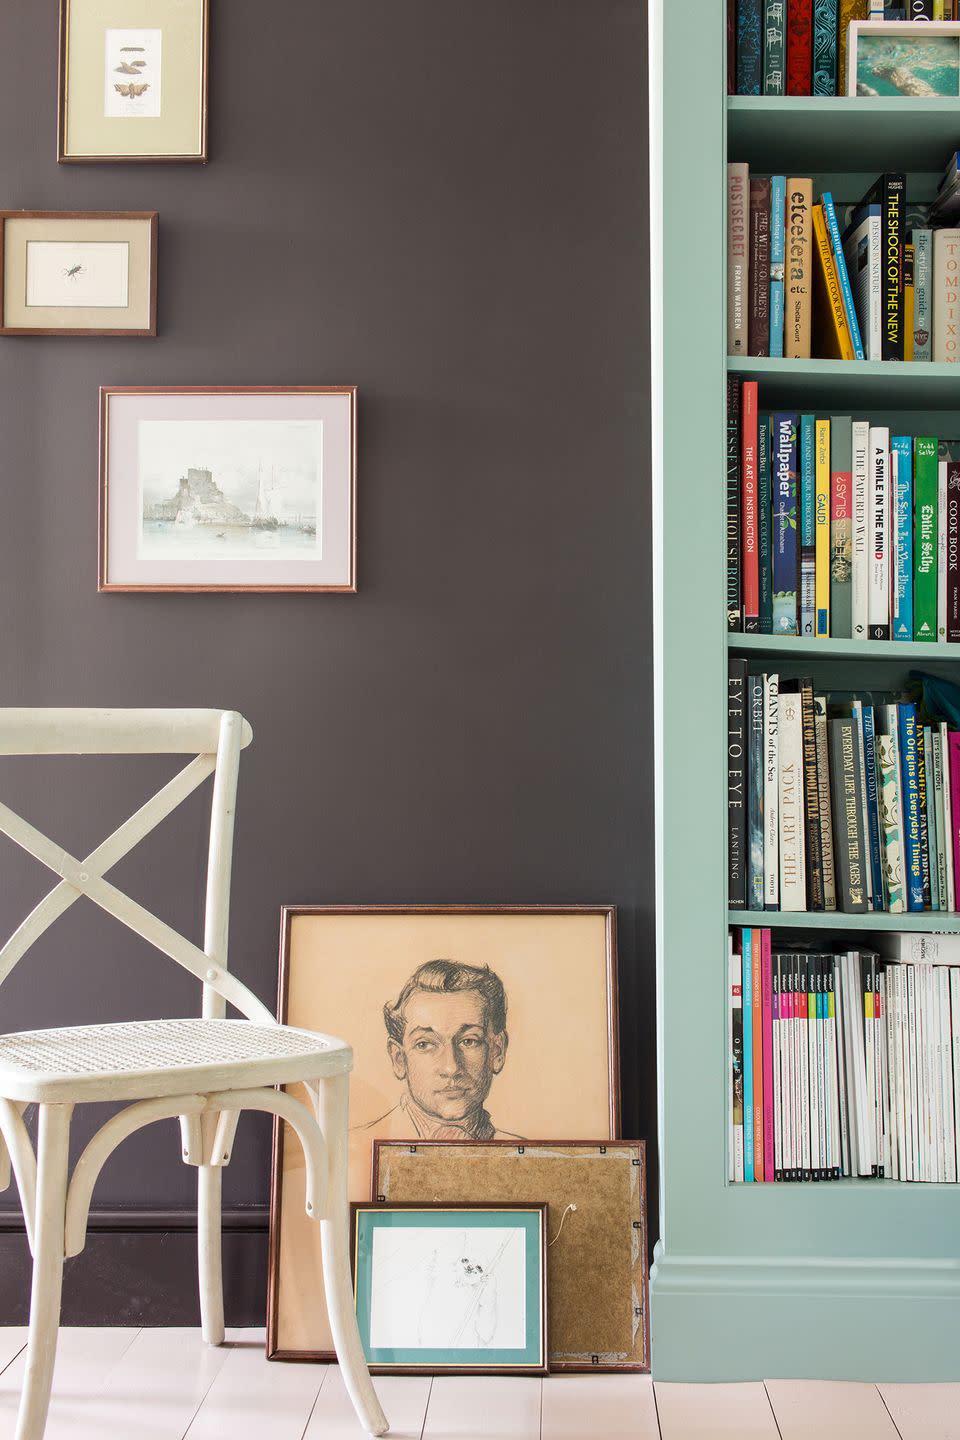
(778, 691), (807, 912)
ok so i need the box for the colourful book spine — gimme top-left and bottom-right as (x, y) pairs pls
(861, 706), (886, 911)
(812, 0), (838, 95)
(868, 425), (890, 640)
(822, 191), (866, 359)
(728, 164), (750, 355)
(947, 460), (960, 642)
(752, 928), (764, 1182)
(769, 175), (786, 358)
(891, 435), (913, 641)
(749, 178), (772, 357)
(737, 0), (763, 94)
(934, 230), (960, 363)
(786, 179), (813, 358)
(877, 730), (906, 913)
(904, 242), (915, 362)
(758, 415), (774, 634)
(913, 228), (933, 363)
(749, 674), (766, 908)
(742, 928), (755, 1181)
(838, 0), (869, 95)
(799, 414), (816, 635)
(762, 930), (775, 1181)
(727, 377), (742, 630)
(914, 435), (939, 640)
(949, 737), (960, 911)
(851, 419), (870, 640)
(830, 416), (853, 638)
(742, 383), (760, 631)
(786, 0), (813, 94)
(899, 703), (925, 912)
(815, 418), (831, 634)
(812, 203), (854, 360)
(763, 0), (786, 94)
(772, 412), (799, 634)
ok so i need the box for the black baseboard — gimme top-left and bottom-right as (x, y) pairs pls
(0, 1209), (269, 1326)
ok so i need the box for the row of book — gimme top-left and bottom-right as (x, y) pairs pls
(727, 165), (960, 361)
(728, 667), (960, 915)
(729, 930), (960, 1184)
(727, 382), (960, 642)
(728, 1), (960, 99)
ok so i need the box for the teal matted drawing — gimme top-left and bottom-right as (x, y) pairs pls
(352, 1204), (548, 1375)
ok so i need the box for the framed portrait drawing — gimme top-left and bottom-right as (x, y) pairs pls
(267, 904), (619, 1360)
(351, 1203), (548, 1376)
(0, 212), (157, 337)
(59, 0), (209, 162)
(99, 385), (357, 593)
(847, 22), (960, 96)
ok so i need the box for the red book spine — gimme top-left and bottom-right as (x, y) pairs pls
(742, 381), (760, 630)
(786, 0), (813, 95)
(752, 928), (764, 1183)
(762, 929), (775, 1181)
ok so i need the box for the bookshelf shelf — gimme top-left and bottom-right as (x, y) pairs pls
(728, 634), (959, 661)
(730, 910), (960, 933)
(726, 356), (960, 408)
(727, 95), (960, 173)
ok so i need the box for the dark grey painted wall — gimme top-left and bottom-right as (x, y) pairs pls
(0, 0), (650, 1246)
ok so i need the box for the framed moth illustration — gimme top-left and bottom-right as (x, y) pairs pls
(0, 212), (157, 337)
(59, 0), (209, 162)
(99, 385), (357, 592)
(267, 904), (620, 1360)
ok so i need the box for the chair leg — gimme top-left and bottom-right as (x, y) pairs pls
(197, 1164), (225, 1345)
(316, 1074), (389, 1437)
(15, 1104), (72, 1440)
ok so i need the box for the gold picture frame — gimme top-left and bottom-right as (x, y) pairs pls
(58, 0), (209, 163)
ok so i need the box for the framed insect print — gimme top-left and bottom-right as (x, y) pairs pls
(0, 212), (157, 337)
(59, 0), (209, 162)
(267, 904), (619, 1360)
(99, 385), (357, 593)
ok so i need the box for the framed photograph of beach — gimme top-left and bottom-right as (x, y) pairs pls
(98, 386), (357, 592)
(848, 22), (960, 97)
(0, 211), (157, 336)
(59, 0), (209, 162)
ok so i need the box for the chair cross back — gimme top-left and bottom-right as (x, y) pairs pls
(0, 709), (273, 1026)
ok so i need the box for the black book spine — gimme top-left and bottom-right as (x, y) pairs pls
(758, 414), (773, 635)
(829, 718), (869, 914)
(869, 172), (905, 361)
(727, 376), (742, 631)
(800, 680), (825, 909)
(908, 0), (934, 15)
(728, 658), (748, 910)
(916, 724), (932, 909)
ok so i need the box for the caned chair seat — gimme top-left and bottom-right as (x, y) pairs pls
(0, 1018), (352, 1104)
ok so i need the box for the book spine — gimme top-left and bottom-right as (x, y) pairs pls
(769, 175), (786, 357)
(938, 460), (948, 642)
(729, 659), (748, 910)
(799, 414), (816, 635)
(763, 0), (786, 93)
(742, 929), (755, 1180)
(749, 675), (766, 910)
(868, 426), (890, 640)
(786, 0), (813, 93)
(727, 376), (743, 631)
(877, 732), (906, 913)
(948, 461), (960, 642)
(812, 0), (838, 95)
(799, 955), (811, 1178)
(800, 679), (825, 909)
(752, 929), (764, 1181)
(941, 721), (956, 910)
(904, 242), (915, 362)
(728, 0), (738, 94)
(758, 415), (774, 634)
(891, 435), (913, 641)
(812, 202), (854, 361)
(838, 0), (868, 95)
(852, 703), (874, 910)
(924, 727), (940, 910)
(917, 724), (932, 909)
(772, 412), (799, 634)
(737, 0), (763, 94)
(862, 706), (886, 911)
(749, 178), (772, 356)
(932, 730), (950, 912)
(773, 956), (783, 1179)
(950, 734), (960, 913)
(815, 418), (831, 634)
(728, 164), (751, 354)
(851, 419), (870, 640)
(879, 174), (905, 361)
(785, 179), (813, 358)
(764, 672), (781, 908)
(742, 382), (760, 631)
(914, 435), (939, 640)
(814, 694), (838, 909)
(899, 703), (925, 912)
(829, 717), (869, 913)
(830, 416), (853, 638)
(779, 687), (808, 912)
(762, 931), (775, 1180)
(822, 191), (865, 358)
(913, 228), (933, 362)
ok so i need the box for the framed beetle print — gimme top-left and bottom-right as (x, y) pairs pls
(0, 212), (157, 336)
(59, 0), (209, 162)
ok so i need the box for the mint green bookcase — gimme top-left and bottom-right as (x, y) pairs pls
(650, 0), (960, 1382)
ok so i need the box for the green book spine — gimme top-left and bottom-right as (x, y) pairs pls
(914, 435), (939, 641)
(829, 415), (853, 640)
(758, 414), (774, 634)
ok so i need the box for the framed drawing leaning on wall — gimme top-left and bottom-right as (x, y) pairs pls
(59, 0), (209, 162)
(0, 211), (157, 337)
(99, 385), (357, 593)
(268, 904), (620, 1360)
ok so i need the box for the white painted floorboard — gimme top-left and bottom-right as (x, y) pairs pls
(422, 1375), (542, 1440)
(182, 1330), (325, 1440)
(302, 1368), (432, 1440)
(540, 1373), (660, 1439)
(765, 1379), (902, 1440)
(877, 1383), (960, 1440)
(0, 1328), (139, 1440)
(654, 1381), (780, 1439)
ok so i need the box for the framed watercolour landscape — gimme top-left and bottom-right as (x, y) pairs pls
(99, 386), (357, 592)
(0, 212), (157, 336)
(267, 904), (619, 1360)
(59, 0), (209, 161)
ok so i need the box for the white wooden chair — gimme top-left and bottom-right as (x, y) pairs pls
(0, 709), (388, 1440)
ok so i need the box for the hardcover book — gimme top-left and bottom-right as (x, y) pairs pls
(786, 0), (813, 94)
(877, 733), (906, 913)
(837, 0), (869, 95)
(914, 435), (939, 640)
(842, 203), (882, 361)
(779, 685), (808, 912)
(772, 412), (799, 634)
(800, 679), (825, 909)
(830, 416), (853, 638)
(785, 179), (813, 358)
(829, 716), (869, 914)
(737, 0), (763, 94)
(933, 229), (960, 363)
(749, 177), (772, 356)
(913, 228), (933, 363)
(861, 173), (905, 361)
(749, 674), (766, 910)
(947, 460), (960, 642)
(822, 192), (865, 359)
(815, 418), (831, 634)
(814, 693), (838, 909)
(799, 414), (816, 635)
(898, 703), (925, 912)
(764, 673), (781, 908)
(770, 175), (786, 357)
(758, 414), (774, 633)
(868, 425), (890, 640)
(891, 436), (913, 642)
(729, 658), (748, 910)
(812, 203), (855, 360)
(742, 382), (760, 631)
(812, 0), (838, 97)
(728, 164), (750, 355)
(851, 419), (870, 640)
(727, 376), (742, 630)
(763, 0), (786, 93)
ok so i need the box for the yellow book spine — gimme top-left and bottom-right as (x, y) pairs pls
(815, 419), (831, 637)
(904, 242), (915, 362)
(812, 204), (854, 361)
(838, 0), (869, 96)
